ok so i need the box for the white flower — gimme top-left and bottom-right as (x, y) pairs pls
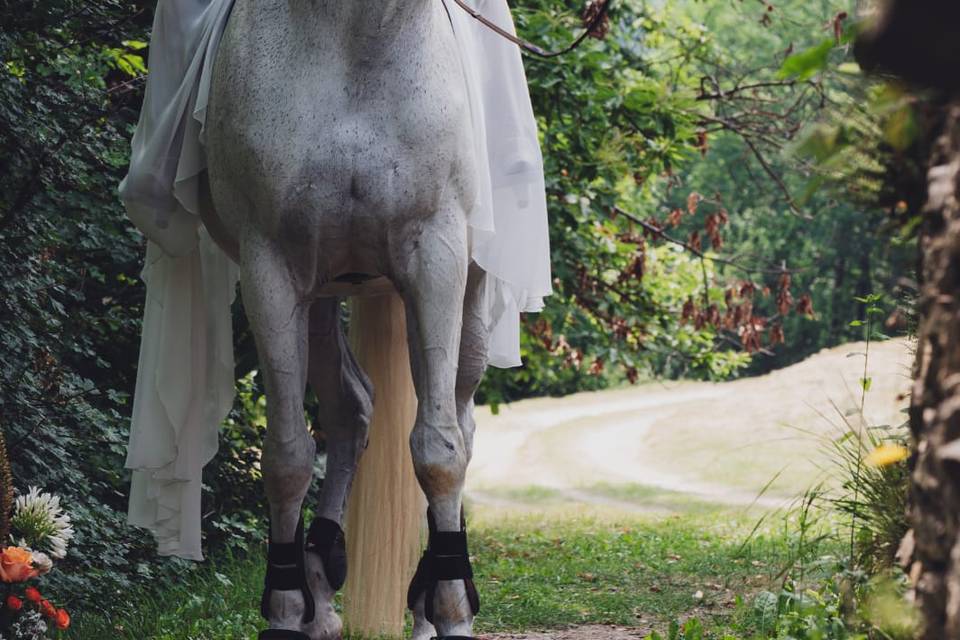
(10, 609), (47, 640)
(31, 550), (53, 576)
(11, 486), (74, 560)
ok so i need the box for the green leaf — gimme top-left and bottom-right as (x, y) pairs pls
(883, 104), (920, 151)
(792, 122), (851, 166)
(778, 39), (834, 81)
(837, 62), (861, 75)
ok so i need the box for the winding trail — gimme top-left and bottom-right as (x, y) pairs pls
(466, 338), (913, 512)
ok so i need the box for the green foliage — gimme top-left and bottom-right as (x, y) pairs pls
(801, 294), (911, 574)
(645, 618), (722, 640)
(482, 0), (755, 403)
(779, 39), (837, 82)
(668, 2), (912, 374)
(0, 0), (178, 614)
(482, 0), (913, 402)
(202, 372), (269, 553)
(0, 1), (277, 616)
(717, 294), (914, 640)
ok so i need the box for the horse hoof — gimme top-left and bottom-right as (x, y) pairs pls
(258, 630), (313, 640)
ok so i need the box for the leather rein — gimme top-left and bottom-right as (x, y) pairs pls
(449, 0), (611, 59)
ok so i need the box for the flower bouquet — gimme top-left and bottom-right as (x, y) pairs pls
(1, 488), (75, 639)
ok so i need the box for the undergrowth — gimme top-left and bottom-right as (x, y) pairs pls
(649, 295), (916, 640)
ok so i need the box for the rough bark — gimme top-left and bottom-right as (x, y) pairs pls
(856, 5), (960, 635)
(906, 104), (960, 640)
(0, 429), (12, 543)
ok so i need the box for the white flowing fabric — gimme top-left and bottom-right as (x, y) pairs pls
(121, 0), (552, 560)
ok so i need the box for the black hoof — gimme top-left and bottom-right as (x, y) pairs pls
(259, 630), (312, 640)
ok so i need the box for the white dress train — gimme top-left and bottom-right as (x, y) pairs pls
(121, 0), (552, 560)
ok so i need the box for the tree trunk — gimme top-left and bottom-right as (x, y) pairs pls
(906, 104), (960, 640)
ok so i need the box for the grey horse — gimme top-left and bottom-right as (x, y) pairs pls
(203, 0), (488, 638)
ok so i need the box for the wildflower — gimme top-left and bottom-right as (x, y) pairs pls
(55, 608), (70, 630)
(30, 551), (52, 576)
(0, 547), (38, 583)
(24, 586), (41, 603)
(6, 595), (23, 610)
(866, 443), (909, 467)
(11, 487), (74, 559)
(10, 609), (47, 638)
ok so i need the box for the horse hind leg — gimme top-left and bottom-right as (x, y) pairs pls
(454, 262), (490, 464)
(241, 235), (319, 639)
(410, 261), (489, 640)
(302, 298), (374, 640)
(391, 211), (478, 639)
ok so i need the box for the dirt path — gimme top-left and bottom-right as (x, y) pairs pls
(467, 338), (913, 511)
(481, 625), (651, 639)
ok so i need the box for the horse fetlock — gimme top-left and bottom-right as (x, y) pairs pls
(410, 594), (437, 640)
(265, 589), (341, 640)
(266, 589), (310, 628)
(431, 580), (475, 637)
(304, 553), (344, 639)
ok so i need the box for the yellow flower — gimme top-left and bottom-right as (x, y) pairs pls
(865, 444), (909, 468)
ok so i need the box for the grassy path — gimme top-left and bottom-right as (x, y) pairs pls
(69, 508), (824, 639)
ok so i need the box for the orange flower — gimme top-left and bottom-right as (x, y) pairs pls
(40, 599), (57, 618)
(55, 608), (71, 630)
(0, 547), (38, 583)
(6, 595), (22, 611)
(24, 586), (41, 603)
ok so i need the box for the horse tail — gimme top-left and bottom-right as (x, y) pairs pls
(343, 292), (425, 638)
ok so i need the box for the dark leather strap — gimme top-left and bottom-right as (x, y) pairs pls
(408, 508), (480, 624)
(261, 516), (316, 624)
(258, 630), (312, 640)
(305, 516), (348, 591)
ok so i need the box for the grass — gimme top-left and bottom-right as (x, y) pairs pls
(469, 509), (796, 633)
(471, 483), (731, 515)
(68, 507), (830, 640)
(68, 549), (266, 640)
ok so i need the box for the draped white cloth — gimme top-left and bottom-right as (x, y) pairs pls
(121, 0), (552, 560)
